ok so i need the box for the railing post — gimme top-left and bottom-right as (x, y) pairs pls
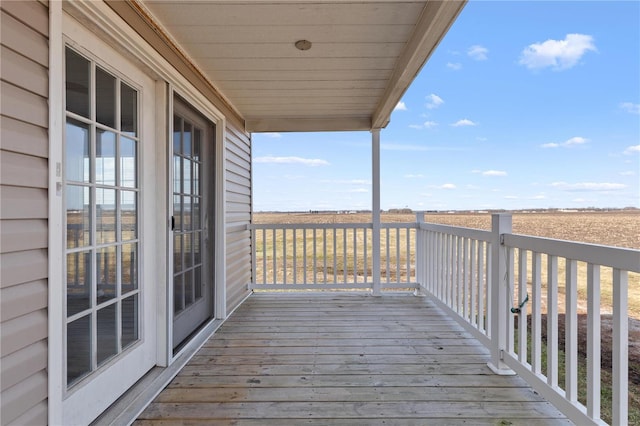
(487, 213), (515, 375)
(612, 268), (629, 425)
(371, 129), (381, 296)
(249, 224), (256, 288)
(415, 212), (426, 295)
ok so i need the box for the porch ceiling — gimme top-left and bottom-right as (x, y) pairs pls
(123, 0), (466, 132)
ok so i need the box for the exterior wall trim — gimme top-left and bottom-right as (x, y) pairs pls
(47, 1), (64, 423)
(215, 106), (228, 320)
(166, 84), (228, 364)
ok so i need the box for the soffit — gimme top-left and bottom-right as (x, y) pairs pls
(138, 0), (466, 132)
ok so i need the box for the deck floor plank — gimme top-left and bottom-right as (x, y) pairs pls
(136, 294), (570, 424)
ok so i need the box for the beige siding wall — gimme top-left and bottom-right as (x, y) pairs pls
(224, 124), (252, 314)
(0, 1), (50, 424)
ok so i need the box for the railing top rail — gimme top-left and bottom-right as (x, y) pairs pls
(250, 222), (374, 230)
(503, 233), (640, 273)
(250, 222), (417, 231)
(380, 222), (416, 229)
(418, 222), (493, 242)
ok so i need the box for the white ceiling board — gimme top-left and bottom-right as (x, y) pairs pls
(245, 107), (375, 115)
(227, 89), (386, 99)
(235, 100), (377, 108)
(220, 80), (389, 91)
(135, 0), (467, 132)
(144, 2), (426, 26)
(167, 24), (415, 44)
(212, 69), (391, 82)
(199, 57), (398, 71)
(183, 42), (405, 59)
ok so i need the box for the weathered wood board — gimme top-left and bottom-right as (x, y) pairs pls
(136, 294), (568, 424)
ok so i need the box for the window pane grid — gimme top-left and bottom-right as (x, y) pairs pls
(173, 114), (204, 317)
(64, 47), (141, 389)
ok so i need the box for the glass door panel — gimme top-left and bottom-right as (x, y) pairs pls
(64, 46), (141, 388)
(171, 98), (213, 350)
(173, 116), (204, 313)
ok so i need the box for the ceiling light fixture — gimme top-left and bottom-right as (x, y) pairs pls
(294, 40), (312, 51)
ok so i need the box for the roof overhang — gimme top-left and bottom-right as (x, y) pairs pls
(107, 0), (466, 133)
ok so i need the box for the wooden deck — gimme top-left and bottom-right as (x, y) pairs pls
(136, 293), (571, 425)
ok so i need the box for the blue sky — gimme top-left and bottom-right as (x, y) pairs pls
(252, 1), (640, 212)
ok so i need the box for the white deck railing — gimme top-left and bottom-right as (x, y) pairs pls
(249, 213), (638, 425)
(416, 213), (638, 426)
(250, 222), (417, 290)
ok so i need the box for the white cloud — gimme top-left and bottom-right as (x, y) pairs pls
(254, 156), (329, 166)
(468, 45), (488, 61)
(348, 188), (368, 193)
(261, 132), (282, 138)
(409, 120), (438, 130)
(482, 170), (507, 176)
(550, 181), (627, 191)
(426, 94), (444, 109)
(620, 171), (636, 176)
(436, 183), (457, 190)
(541, 136), (588, 148)
(519, 34), (597, 71)
(624, 145), (640, 155)
(394, 101), (407, 111)
(565, 136), (588, 146)
(472, 169), (507, 176)
(620, 102), (640, 115)
(447, 62), (462, 71)
(451, 119), (477, 127)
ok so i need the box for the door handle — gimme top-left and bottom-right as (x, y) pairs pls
(171, 215), (175, 231)
(204, 213), (210, 246)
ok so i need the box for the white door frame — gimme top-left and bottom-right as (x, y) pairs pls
(51, 12), (159, 425)
(167, 87), (227, 362)
(48, 2), (228, 424)
(169, 94), (216, 350)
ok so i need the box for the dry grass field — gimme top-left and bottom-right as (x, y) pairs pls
(255, 210), (639, 249)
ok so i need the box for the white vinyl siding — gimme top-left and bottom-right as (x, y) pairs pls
(0, 1), (50, 424)
(224, 124), (252, 314)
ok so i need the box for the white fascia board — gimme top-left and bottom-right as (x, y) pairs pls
(372, 0), (467, 129)
(246, 117), (372, 133)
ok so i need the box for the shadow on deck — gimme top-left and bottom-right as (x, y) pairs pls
(135, 293), (571, 425)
